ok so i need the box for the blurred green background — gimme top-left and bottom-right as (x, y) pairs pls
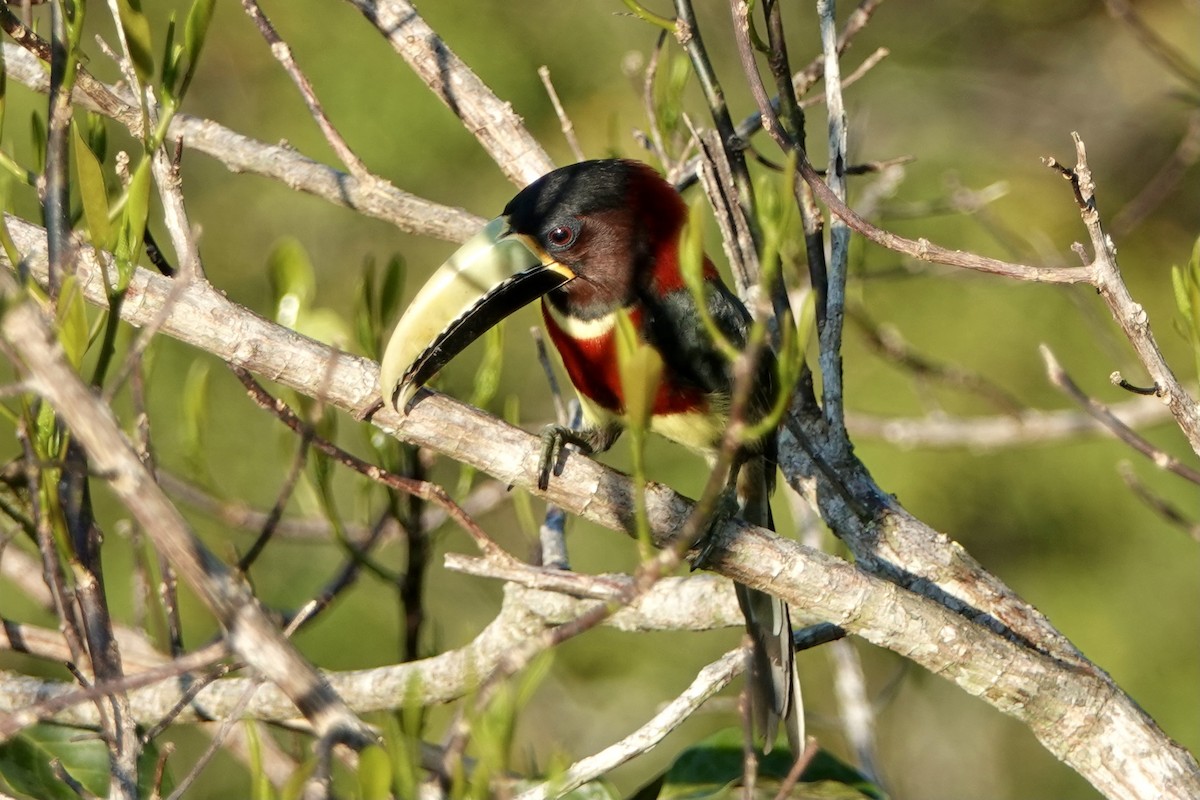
(1, 1), (1198, 798)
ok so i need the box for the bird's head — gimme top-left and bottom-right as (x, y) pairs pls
(380, 159), (686, 411)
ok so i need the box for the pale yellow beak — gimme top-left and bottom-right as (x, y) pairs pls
(380, 217), (575, 412)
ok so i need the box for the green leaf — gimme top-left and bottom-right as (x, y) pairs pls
(655, 729), (886, 799)
(356, 745), (393, 800)
(380, 254), (406, 324)
(268, 237), (316, 327)
(160, 14), (180, 98)
(29, 111), (46, 173)
(1171, 264), (1190, 322)
(356, 255), (377, 356)
(614, 307), (662, 431)
(279, 757), (315, 800)
(179, 0), (216, 98)
(55, 275), (88, 369)
(112, 157), (152, 290)
(181, 359), (211, 482)
(296, 307), (353, 349)
(466, 323), (504, 411)
(115, 0), (155, 85)
(0, 723), (173, 800)
(0, 37), (8, 138)
(357, 254), (408, 359)
(0, 179), (24, 280)
(244, 721), (277, 800)
(0, 723), (108, 799)
(73, 122), (110, 248)
(84, 112), (107, 165)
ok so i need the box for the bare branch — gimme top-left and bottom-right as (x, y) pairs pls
(538, 65), (585, 163)
(0, 266), (373, 750)
(241, 0), (371, 180)
(2, 217), (1197, 797)
(1047, 134), (1200, 457)
(846, 392), (1171, 450)
(514, 647), (745, 800)
(0, 40), (483, 244)
(343, 0), (555, 186)
(1042, 345), (1200, 485)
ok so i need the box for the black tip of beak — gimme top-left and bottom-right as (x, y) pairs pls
(404, 266), (572, 391)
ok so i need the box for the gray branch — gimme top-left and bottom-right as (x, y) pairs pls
(0, 216), (1195, 799)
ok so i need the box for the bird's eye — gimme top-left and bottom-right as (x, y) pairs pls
(546, 223), (577, 250)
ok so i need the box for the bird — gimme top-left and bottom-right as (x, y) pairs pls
(380, 158), (802, 754)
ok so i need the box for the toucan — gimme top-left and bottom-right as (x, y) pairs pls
(380, 158), (802, 753)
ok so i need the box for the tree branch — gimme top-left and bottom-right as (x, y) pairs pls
(1, 216), (1195, 798)
(0, 40), (483, 244)
(343, 0), (555, 186)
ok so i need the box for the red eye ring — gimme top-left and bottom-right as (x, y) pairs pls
(547, 224), (575, 248)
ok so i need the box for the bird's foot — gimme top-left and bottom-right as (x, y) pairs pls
(538, 424), (592, 491)
(688, 486), (741, 571)
(537, 422), (622, 491)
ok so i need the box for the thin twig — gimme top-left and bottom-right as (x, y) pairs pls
(537, 65), (584, 162)
(1045, 135), (1200, 457)
(1100, 0), (1200, 89)
(845, 392), (1171, 450)
(1112, 110), (1200, 236)
(1041, 345), (1200, 485)
(0, 35), (483, 243)
(344, 0), (554, 186)
(816, 0), (852, 442)
(43, 0), (76, 297)
(514, 648), (746, 800)
(850, 307), (1024, 415)
(240, 0), (371, 180)
(237, 425), (313, 571)
(231, 367), (509, 562)
(675, 0), (761, 251)
(0, 266), (375, 750)
(1119, 462), (1200, 543)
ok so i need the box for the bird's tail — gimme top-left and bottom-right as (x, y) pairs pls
(735, 456), (804, 756)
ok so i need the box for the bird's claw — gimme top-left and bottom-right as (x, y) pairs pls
(688, 487), (741, 571)
(538, 424), (593, 491)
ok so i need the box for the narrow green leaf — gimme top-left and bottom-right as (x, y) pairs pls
(356, 255), (377, 353)
(179, 0), (216, 98)
(466, 324), (504, 411)
(268, 237), (315, 327)
(181, 359), (211, 482)
(0, 177), (24, 281)
(679, 207), (737, 361)
(72, 122), (110, 248)
(29, 111), (46, 173)
(356, 745), (393, 800)
(380, 712), (418, 800)
(279, 758), (315, 800)
(112, 157), (152, 290)
(160, 14), (180, 98)
(55, 275), (88, 369)
(614, 308), (662, 431)
(1171, 265), (1190, 322)
(84, 112), (107, 165)
(116, 0), (155, 85)
(0, 36), (8, 138)
(295, 307), (353, 349)
(380, 254), (406, 324)
(244, 721), (277, 800)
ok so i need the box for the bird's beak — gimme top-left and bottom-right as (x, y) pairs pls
(380, 216), (575, 411)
